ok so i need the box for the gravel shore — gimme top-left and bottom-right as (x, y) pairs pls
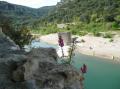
(40, 33), (120, 62)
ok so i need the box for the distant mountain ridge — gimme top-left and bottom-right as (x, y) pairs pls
(0, 1), (55, 26)
(0, 1), (55, 17)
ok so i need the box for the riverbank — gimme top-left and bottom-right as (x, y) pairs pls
(76, 35), (120, 62)
(40, 33), (120, 62)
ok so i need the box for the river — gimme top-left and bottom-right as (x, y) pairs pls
(30, 40), (120, 89)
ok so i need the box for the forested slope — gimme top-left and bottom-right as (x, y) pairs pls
(32, 0), (120, 35)
(46, 0), (120, 23)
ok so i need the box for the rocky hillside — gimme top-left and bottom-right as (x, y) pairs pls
(0, 28), (83, 89)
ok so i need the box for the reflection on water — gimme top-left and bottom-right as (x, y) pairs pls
(31, 40), (120, 89)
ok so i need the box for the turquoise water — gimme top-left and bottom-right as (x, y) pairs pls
(31, 40), (57, 48)
(31, 41), (120, 89)
(73, 53), (120, 89)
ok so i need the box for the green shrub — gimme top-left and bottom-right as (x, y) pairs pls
(71, 29), (78, 35)
(79, 31), (87, 36)
(105, 23), (112, 30)
(109, 39), (114, 42)
(94, 32), (101, 37)
(114, 15), (120, 22)
(81, 39), (85, 43)
(1, 20), (33, 48)
(103, 33), (113, 38)
(112, 22), (119, 30)
(12, 26), (33, 48)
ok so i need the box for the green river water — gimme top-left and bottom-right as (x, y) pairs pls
(31, 41), (120, 89)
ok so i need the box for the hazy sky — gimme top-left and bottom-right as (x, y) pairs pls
(0, 0), (60, 8)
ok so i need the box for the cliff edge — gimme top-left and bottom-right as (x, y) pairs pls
(0, 28), (83, 89)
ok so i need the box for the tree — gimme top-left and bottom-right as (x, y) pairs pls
(1, 19), (33, 48)
(12, 26), (33, 48)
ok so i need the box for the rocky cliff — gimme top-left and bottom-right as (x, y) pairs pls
(0, 29), (83, 89)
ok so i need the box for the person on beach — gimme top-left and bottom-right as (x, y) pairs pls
(89, 46), (93, 50)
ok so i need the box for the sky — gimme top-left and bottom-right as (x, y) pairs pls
(0, 0), (60, 8)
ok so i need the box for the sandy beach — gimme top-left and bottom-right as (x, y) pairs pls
(40, 33), (120, 62)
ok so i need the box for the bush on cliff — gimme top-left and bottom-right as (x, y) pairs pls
(12, 26), (33, 48)
(1, 21), (33, 48)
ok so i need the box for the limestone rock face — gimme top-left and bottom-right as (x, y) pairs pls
(24, 48), (83, 89)
(0, 55), (27, 89)
(0, 32), (27, 89)
(26, 48), (58, 63)
(0, 32), (83, 89)
(0, 32), (20, 55)
(0, 27), (2, 34)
